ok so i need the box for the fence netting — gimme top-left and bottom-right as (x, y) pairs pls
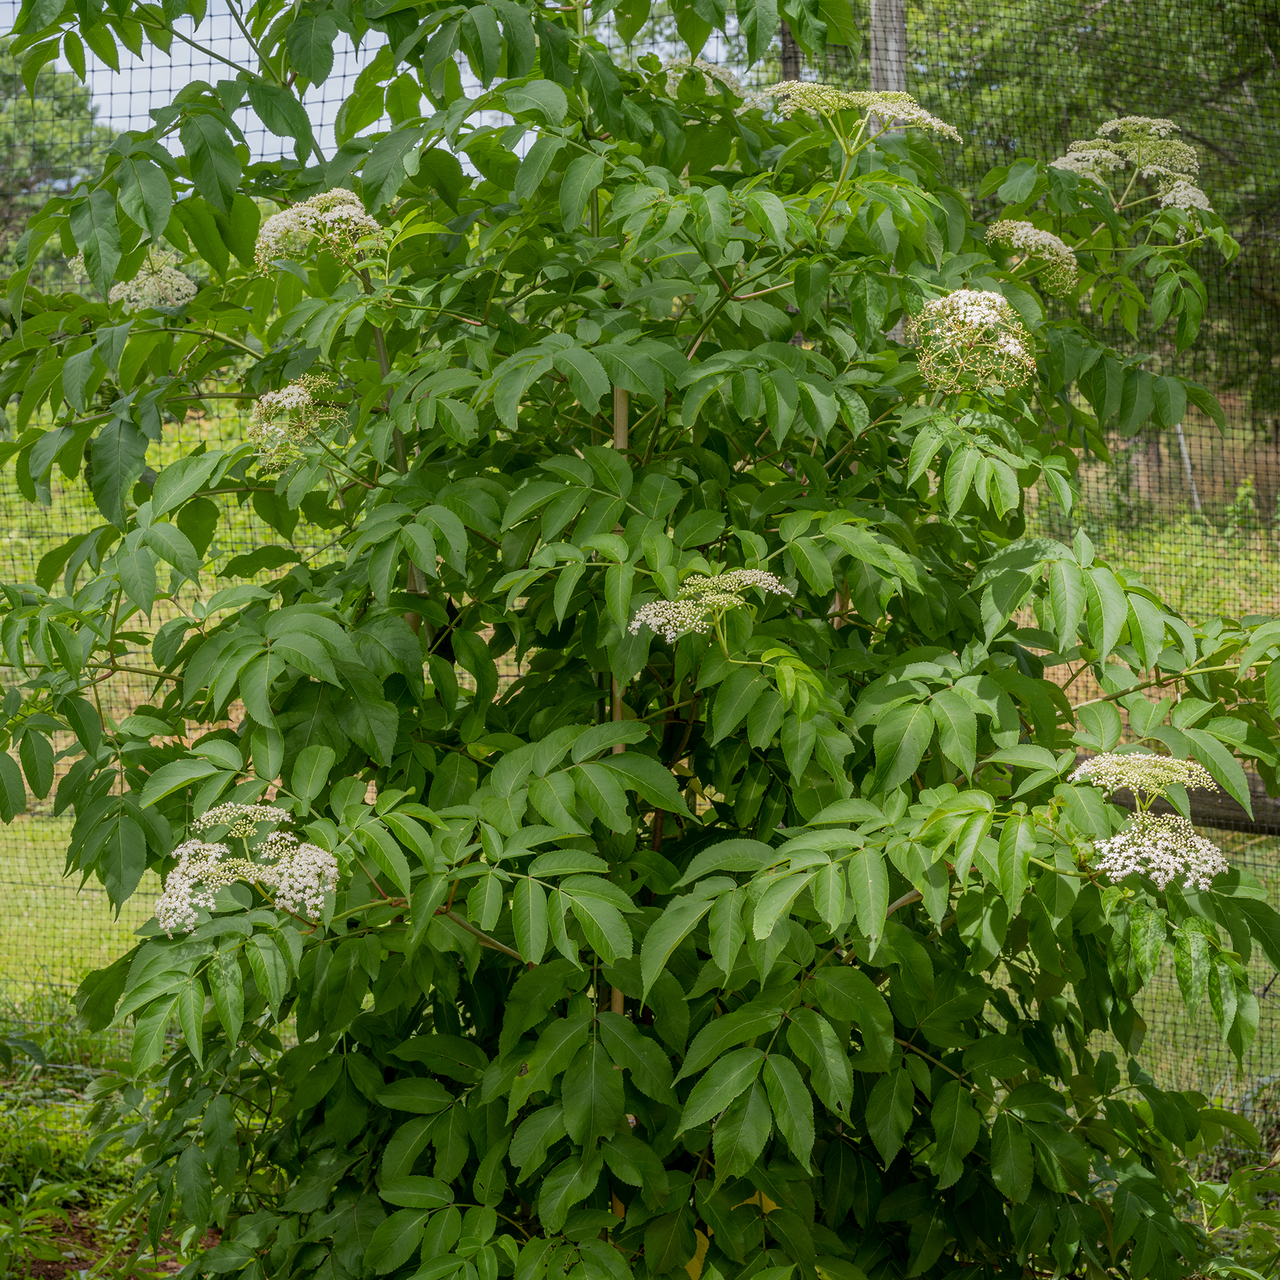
(0, 0), (1277, 1178)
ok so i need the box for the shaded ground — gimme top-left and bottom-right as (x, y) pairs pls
(23, 1210), (216, 1279)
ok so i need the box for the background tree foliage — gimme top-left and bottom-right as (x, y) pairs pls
(889, 0), (1280, 422)
(0, 0), (1279, 1278)
(0, 36), (108, 269)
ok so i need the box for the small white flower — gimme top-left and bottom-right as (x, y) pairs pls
(306, 189), (365, 214)
(1050, 117), (1200, 195)
(1071, 752), (1218, 798)
(249, 372), (343, 470)
(1076, 754), (1227, 890)
(906, 289), (1036, 392)
(1049, 147), (1127, 182)
(255, 188), (386, 268)
(629, 599), (715, 644)
(1159, 179), (1213, 215)
(1098, 115), (1181, 139)
(629, 568), (793, 644)
(107, 250), (197, 310)
(1092, 812), (1228, 891)
(316, 204), (386, 255)
(986, 220), (1078, 294)
(762, 83), (961, 142)
(155, 840), (253, 936)
(256, 206), (318, 266)
(193, 802), (288, 840)
(682, 568), (792, 598)
(659, 57), (748, 101)
(259, 831), (340, 917)
(154, 818), (340, 936)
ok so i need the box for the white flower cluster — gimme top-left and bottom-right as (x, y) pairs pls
(155, 840), (247, 935)
(1160, 179), (1213, 214)
(659, 57), (754, 104)
(1098, 115), (1180, 138)
(154, 814), (340, 936)
(256, 188), (386, 268)
(1048, 147), (1127, 182)
(249, 372), (343, 470)
(1071, 752), (1218, 798)
(193, 802), (287, 839)
(630, 598), (723, 644)
(986, 220), (1079, 294)
(629, 568), (793, 644)
(761, 83), (961, 142)
(107, 250), (197, 310)
(259, 830), (340, 917)
(1092, 813), (1228, 891)
(1050, 117), (1212, 221)
(906, 289), (1037, 393)
(1081, 118), (1200, 177)
(683, 568), (791, 597)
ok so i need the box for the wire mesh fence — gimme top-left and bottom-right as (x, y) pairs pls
(0, 0), (1277, 1181)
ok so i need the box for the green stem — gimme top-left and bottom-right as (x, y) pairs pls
(224, 0), (287, 87)
(1070, 657), (1271, 711)
(133, 13), (257, 78)
(444, 909), (523, 961)
(896, 1037), (995, 1102)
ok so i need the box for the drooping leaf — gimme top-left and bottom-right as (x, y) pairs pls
(865, 1067), (915, 1166)
(559, 153), (605, 232)
(763, 1054), (815, 1167)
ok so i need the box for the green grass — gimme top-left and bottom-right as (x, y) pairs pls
(1025, 419), (1280, 623)
(1076, 518), (1280, 624)
(1100, 832), (1280, 1108)
(0, 411), (277, 585)
(1, 817), (157, 991)
(1026, 502), (1280, 625)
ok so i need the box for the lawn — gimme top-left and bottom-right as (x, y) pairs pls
(0, 817), (158, 992)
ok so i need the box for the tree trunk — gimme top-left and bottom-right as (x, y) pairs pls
(780, 21), (802, 81)
(869, 0), (906, 93)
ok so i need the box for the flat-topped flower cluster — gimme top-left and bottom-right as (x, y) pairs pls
(1070, 752), (1217, 796)
(155, 803), (340, 936)
(256, 187), (386, 268)
(761, 83), (961, 142)
(986, 220), (1079, 295)
(1071, 751), (1229, 890)
(658, 58), (754, 104)
(1051, 116), (1213, 218)
(906, 289), (1037, 392)
(110, 249), (198, 310)
(630, 568), (792, 644)
(249, 372), (344, 470)
(72, 249), (197, 310)
(1092, 813), (1228, 891)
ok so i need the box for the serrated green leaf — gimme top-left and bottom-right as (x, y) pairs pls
(763, 1054), (815, 1167)
(559, 153), (605, 232)
(209, 946), (244, 1044)
(787, 1007), (853, 1118)
(598, 1011), (676, 1105)
(641, 894), (715, 1000)
(928, 1080), (980, 1188)
(990, 1112), (1033, 1202)
(847, 849), (889, 946)
(711, 1076), (771, 1184)
(865, 1067), (914, 1165)
(562, 1040), (625, 1146)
